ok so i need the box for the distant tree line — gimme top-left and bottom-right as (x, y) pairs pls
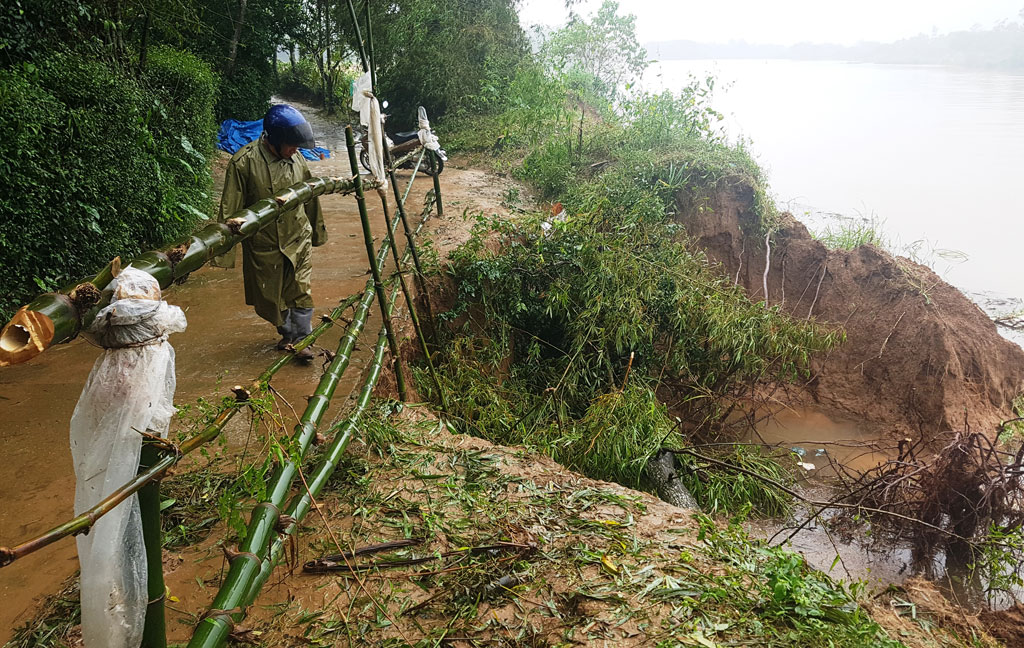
(648, 18), (1024, 70)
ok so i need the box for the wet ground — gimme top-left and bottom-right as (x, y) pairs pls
(0, 98), (522, 639)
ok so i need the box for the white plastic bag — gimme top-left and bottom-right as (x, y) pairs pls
(365, 91), (389, 190)
(71, 267), (186, 648)
(417, 106), (447, 162)
(351, 72), (373, 126)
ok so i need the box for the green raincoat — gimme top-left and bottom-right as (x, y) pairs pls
(215, 139), (326, 326)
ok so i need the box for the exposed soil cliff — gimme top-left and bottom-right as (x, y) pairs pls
(677, 181), (1024, 438)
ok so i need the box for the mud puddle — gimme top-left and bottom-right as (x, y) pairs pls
(741, 408), (919, 588)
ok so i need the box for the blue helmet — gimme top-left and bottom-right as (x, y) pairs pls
(263, 104), (315, 149)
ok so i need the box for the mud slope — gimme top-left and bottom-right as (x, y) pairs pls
(678, 180), (1024, 438)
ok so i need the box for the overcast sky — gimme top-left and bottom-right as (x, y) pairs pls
(519, 0), (1024, 46)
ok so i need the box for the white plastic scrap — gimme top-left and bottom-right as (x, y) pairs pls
(351, 72), (373, 127)
(417, 106), (447, 161)
(70, 267), (186, 647)
(365, 91), (389, 191)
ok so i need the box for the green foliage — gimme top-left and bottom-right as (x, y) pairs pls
(0, 49), (215, 318)
(677, 447), (796, 517)
(216, 63), (274, 121)
(368, 0), (528, 129)
(277, 56), (358, 115)
(540, 0), (648, 105)
(0, 0), (107, 63)
(694, 516), (904, 645)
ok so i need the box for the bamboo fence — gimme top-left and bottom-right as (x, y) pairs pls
(186, 183), (437, 648)
(0, 176), (377, 367)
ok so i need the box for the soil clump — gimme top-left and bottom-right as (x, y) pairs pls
(678, 180), (1024, 439)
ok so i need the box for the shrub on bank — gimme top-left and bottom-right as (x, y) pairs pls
(0, 49), (217, 319)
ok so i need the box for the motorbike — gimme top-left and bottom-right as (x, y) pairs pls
(359, 104), (445, 177)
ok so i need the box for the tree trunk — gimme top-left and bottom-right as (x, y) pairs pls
(226, 0), (248, 76)
(138, 7), (151, 74)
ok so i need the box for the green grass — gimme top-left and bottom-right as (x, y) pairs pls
(813, 217), (886, 250)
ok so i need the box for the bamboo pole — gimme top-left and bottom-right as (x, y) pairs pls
(188, 173), (438, 647)
(345, 0), (369, 74)
(0, 176), (374, 367)
(365, 0), (376, 90)
(386, 144), (432, 312)
(403, 149), (426, 205)
(345, 125), (408, 401)
(139, 444), (167, 648)
(377, 151), (447, 412)
(0, 404), (239, 568)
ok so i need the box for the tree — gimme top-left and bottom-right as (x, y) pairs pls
(540, 0), (648, 104)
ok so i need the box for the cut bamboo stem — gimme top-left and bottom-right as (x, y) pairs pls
(386, 142), (433, 315)
(139, 444), (167, 648)
(365, 0), (376, 90)
(345, 125), (408, 401)
(0, 176), (373, 367)
(345, 0), (369, 73)
(375, 189), (448, 412)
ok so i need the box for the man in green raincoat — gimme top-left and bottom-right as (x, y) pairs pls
(216, 104), (326, 360)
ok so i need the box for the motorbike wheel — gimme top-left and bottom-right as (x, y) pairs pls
(359, 148), (371, 174)
(420, 153), (444, 177)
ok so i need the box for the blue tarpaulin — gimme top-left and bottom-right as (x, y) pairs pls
(217, 119), (330, 161)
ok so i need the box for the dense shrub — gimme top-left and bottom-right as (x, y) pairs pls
(0, 50), (217, 318)
(216, 63), (274, 121)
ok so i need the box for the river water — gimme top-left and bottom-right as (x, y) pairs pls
(646, 59), (1024, 346)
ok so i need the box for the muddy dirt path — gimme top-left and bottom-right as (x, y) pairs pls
(0, 100), (521, 639)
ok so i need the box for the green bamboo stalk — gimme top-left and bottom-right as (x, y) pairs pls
(0, 404), (240, 568)
(0, 176), (373, 367)
(254, 291), (364, 386)
(186, 168), (440, 648)
(365, 0), (376, 90)
(344, 125), (408, 402)
(403, 149), (426, 205)
(186, 263), (385, 647)
(376, 178), (448, 413)
(345, 0), (369, 74)
(139, 444), (167, 648)
(386, 143), (432, 311)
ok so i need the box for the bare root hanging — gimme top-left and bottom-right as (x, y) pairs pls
(832, 427), (1024, 568)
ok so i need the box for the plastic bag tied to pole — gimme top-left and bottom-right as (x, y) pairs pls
(417, 106), (447, 162)
(365, 91), (389, 191)
(70, 267), (186, 648)
(351, 71), (389, 189)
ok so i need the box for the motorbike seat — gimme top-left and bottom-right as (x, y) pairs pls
(392, 131), (420, 144)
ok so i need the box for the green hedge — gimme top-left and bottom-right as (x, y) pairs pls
(216, 63), (274, 121)
(0, 49), (218, 319)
